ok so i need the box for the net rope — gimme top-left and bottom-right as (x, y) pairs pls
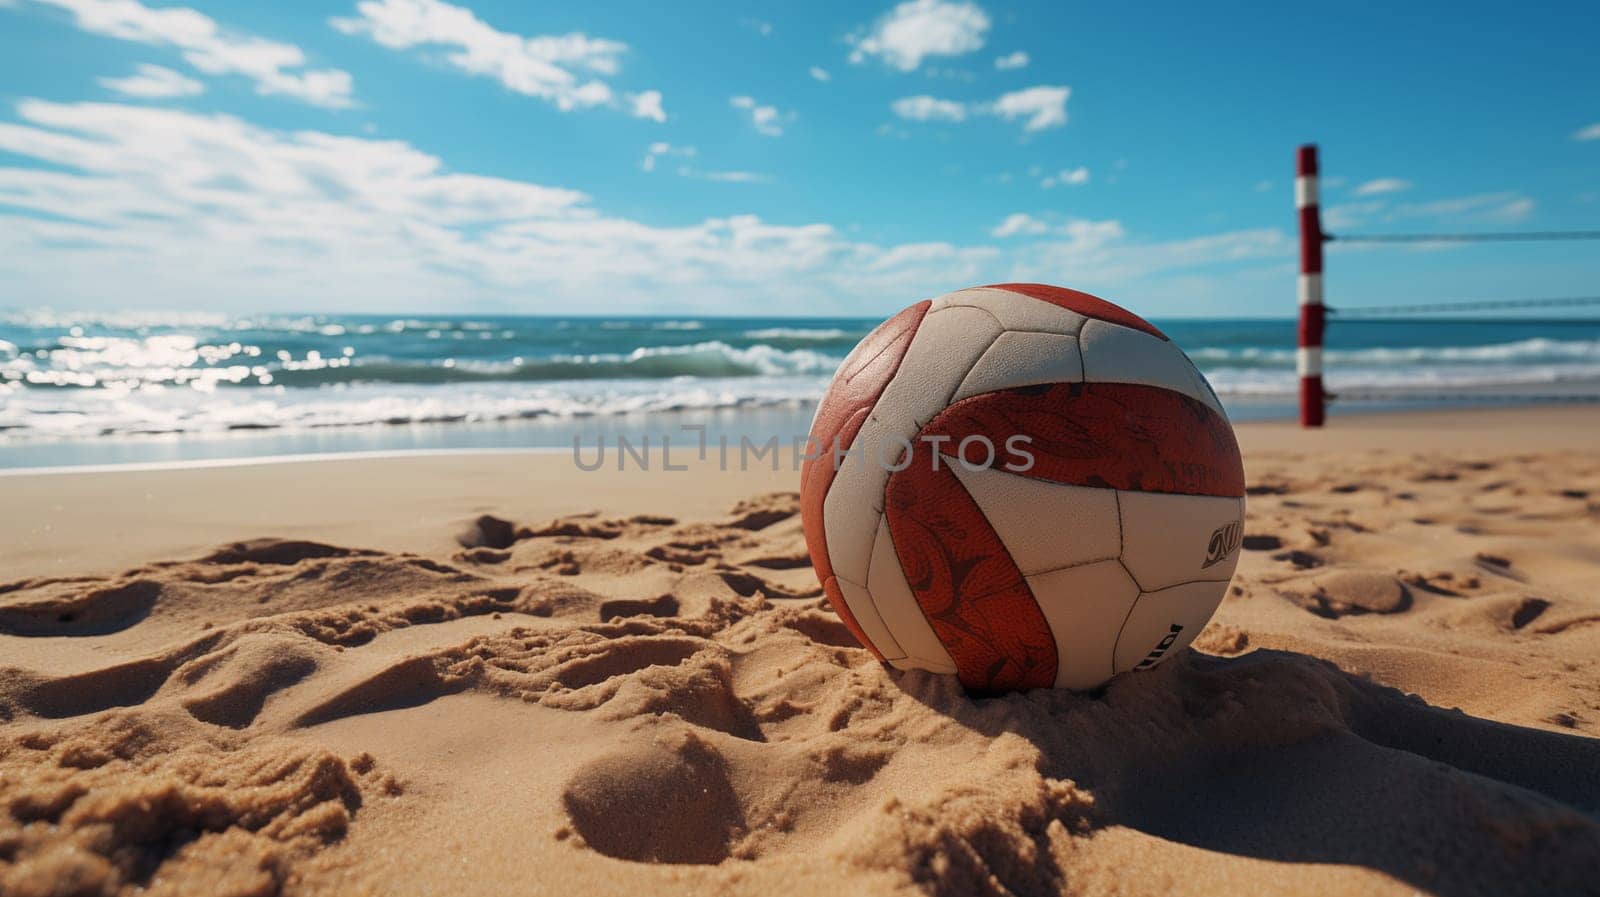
(1329, 392), (1600, 405)
(1328, 296), (1600, 317)
(1326, 230), (1600, 244)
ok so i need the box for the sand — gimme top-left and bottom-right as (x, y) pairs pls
(2, 405), (1599, 896)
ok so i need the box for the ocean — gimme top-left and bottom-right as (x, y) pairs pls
(3, 310), (1598, 469)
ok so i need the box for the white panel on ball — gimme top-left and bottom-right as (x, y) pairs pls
(833, 575), (906, 662)
(1113, 580), (1230, 673)
(1025, 560), (1141, 689)
(1118, 492), (1244, 592)
(951, 330), (1083, 402)
(949, 464), (1120, 574)
(820, 305), (1002, 584)
(932, 287), (1089, 333)
(1078, 319), (1227, 418)
(867, 519), (958, 674)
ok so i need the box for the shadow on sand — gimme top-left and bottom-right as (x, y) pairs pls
(892, 646), (1600, 897)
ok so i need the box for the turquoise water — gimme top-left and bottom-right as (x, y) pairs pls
(3, 311), (1597, 468)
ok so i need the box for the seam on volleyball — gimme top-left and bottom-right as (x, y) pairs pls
(845, 300), (931, 386)
(1113, 474), (1125, 558)
(1108, 555), (1144, 674)
(986, 284), (1168, 342)
(860, 513), (881, 605)
(932, 301), (1089, 338)
(1104, 493), (1146, 677)
(833, 570), (908, 660)
(927, 303), (1002, 329)
(950, 332), (1000, 403)
(1024, 552), (1124, 580)
(840, 320), (916, 385)
(1072, 324), (1088, 390)
(928, 301), (1091, 339)
(1133, 572), (1239, 593)
(867, 325), (1006, 439)
(943, 290), (1094, 333)
(947, 321), (1087, 411)
(861, 511), (957, 670)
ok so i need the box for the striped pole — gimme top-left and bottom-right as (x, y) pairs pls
(1296, 144), (1326, 427)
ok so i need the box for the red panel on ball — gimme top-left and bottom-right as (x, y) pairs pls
(800, 300), (931, 658)
(885, 443), (1059, 692)
(926, 382), (1245, 498)
(982, 282), (1168, 341)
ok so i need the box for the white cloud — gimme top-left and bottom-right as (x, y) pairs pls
(890, 95), (966, 123)
(24, 0), (353, 108)
(0, 100), (1296, 314)
(678, 167), (770, 184)
(987, 85), (1068, 131)
(0, 100), (900, 311)
(640, 144), (763, 182)
(1395, 192), (1534, 223)
(890, 84), (1070, 132)
(994, 50), (1028, 70)
(1253, 180), (1273, 193)
(741, 17), (772, 37)
(1574, 123), (1600, 141)
(991, 212), (1048, 237)
(809, 66), (831, 82)
(640, 141), (694, 171)
(1322, 200), (1385, 230)
(97, 64), (204, 99)
(1325, 191), (1536, 230)
(922, 66), (975, 82)
(848, 0), (989, 72)
(730, 95), (787, 136)
(1057, 219), (1125, 243)
(1041, 166), (1089, 188)
(626, 90), (665, 122)
(1008, 224), (1283, 291)
(1353, 177), (1411, 196)
(331, 0), (656, 115)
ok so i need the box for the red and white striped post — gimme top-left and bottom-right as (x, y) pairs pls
(1296, 144), (1326, 427)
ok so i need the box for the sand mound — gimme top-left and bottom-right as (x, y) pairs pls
(563, 730), (744, 864)
(4, 453), (1600, 896)
(0, 713), (376, 897)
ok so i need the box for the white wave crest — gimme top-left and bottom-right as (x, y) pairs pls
(1190, 337), (1600, 367)
(742, 327), (854, 340)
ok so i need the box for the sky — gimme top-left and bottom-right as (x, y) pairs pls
(0, 0), (1597, 317)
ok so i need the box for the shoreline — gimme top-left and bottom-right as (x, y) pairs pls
(3, 393), (1596, 472)
(0, 446), (569, 478)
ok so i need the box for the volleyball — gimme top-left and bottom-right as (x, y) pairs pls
(800, 283), (1246, 692)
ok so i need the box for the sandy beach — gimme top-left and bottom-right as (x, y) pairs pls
(3, 405), (1599, 896)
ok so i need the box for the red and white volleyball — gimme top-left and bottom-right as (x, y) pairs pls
(800, 283), (1246, 692)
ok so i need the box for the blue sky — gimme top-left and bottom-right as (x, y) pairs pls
(0, 0), (1597, 317)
